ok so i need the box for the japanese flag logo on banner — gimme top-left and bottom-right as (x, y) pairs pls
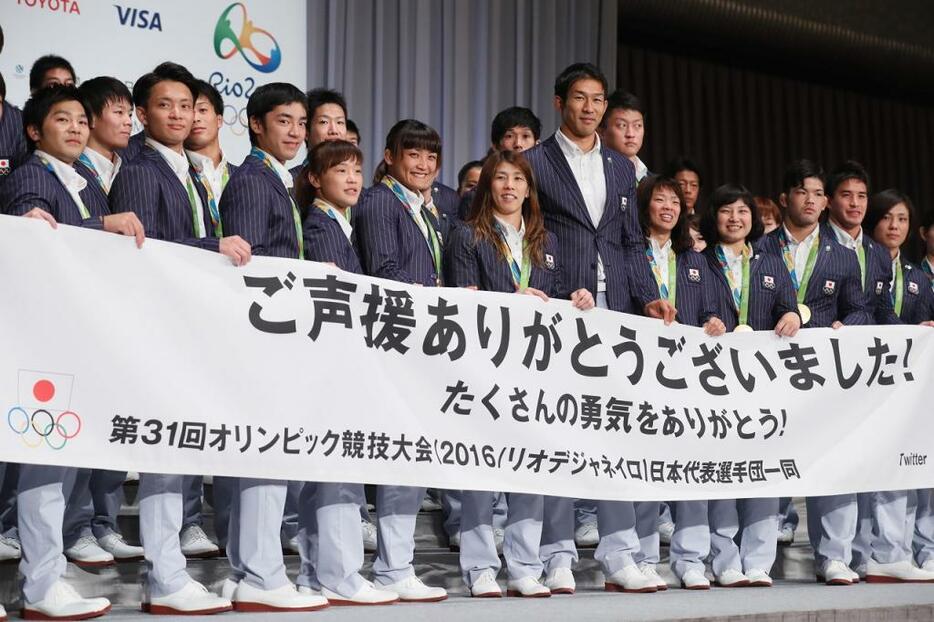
(8, 370), (82, 450)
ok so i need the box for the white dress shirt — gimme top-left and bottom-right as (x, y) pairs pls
(313, 197), (353, 241)
(633, 156), (649, 183)
(146, 137), (206, 238)
(494, 215), (525, 266)
(830, 220), (862, 252)
(385, 175), (430, 240)
(81, 147), (122, 194)
(186, 149), (230, 201)
(721, 244), (746, 298)
(34, 150), (87, 214)
(556, 128), (608, 291)
(648, 236), (672, 286)
(782, 224), (819, 283)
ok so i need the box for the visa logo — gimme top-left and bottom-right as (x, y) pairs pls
(115, 4), (162, 31)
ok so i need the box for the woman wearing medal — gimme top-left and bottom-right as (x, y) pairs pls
(700, 183), (800, 588)
(632, 175), (724, 590)
(862, 189), (934, 583)
(444, 149), (594, 598)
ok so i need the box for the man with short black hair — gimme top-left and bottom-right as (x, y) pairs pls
(345, 118), (360, 146)
(29, 54), (77, 93)
(599, 90), (649, 183)
(665, 156), (704, 215)
(490, 106), (541, 153)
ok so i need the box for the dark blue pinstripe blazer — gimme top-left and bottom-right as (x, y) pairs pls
(353, 181), (442, 286)
(302, 207), (362, 274)
(0, 101), (28, 185)
(896, 260), (934, 324)
(755, 224), (871, 327)
(523, 135), (657, 313)
(861, 237), (902, 325)
(703, 247), (797, 332)
(457, 189), (475, 221)
(74, 159), (111, 205)
(109, 145), (216, 250)
(118, 131), (146, 163)
(444, 224), (561, 297)
(431, 181), (461, 238)
(220, 154), (302, 259)
(652, 249), (718, 328)
(0, 154), (108, 228)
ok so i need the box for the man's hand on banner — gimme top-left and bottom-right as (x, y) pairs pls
(570, 288), (595, 310)
(103, 213), (146, 248)
(920, 320), (934, 327)
(644, 299), (677, 325)
(775, 311), (801, 337)
(520, 286), (550, 303)
(23, 207), (57, 228)
(831, 321), (844, 330)
(219, 235), (252, 266)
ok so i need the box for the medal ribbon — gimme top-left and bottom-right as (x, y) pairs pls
(716, 243), (752, 326)
(252, 148), (304, 259)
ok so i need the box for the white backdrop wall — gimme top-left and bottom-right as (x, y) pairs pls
(306, 0), (619, 187)
(1, 0), (307, 166)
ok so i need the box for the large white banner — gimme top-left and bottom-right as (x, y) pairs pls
(1, 215), (932, 501)
(2, 0), (307, 166)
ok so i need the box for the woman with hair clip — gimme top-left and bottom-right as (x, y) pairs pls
(699, 183), (800, 588)
(290, 139), (400, 605)
(630, 175), (724, 591)
(863, 189), (934, 584)
(444, 149), (594, 598)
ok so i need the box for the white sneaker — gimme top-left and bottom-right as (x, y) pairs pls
(638, 563), (668, 591)
(282, 534), (300, 555)
(145, 580), (232, 615)
(233, 581), (328, 612)
(716, 568), (750, 587)
(866, 559), (934, 583)
(470, 570), (502, 598)
(574, 522), (599, 547)
(22, 580), (111, 620)
(703, 564), (716, 583)
(448, 531), (461, 551)
(605, 564), (657, 593)
(322, 581), (398, 605)
(850, 564), (865, 582)
(657, 521), (675, 545)
(681, 569), (710, 590)
(219, 579), (239, 601)
(297, 585), (322, 596)
(97, 533), (144, 561)
(64, 536), (115, 568)
(923, 560), (934, 572)
(544, 567), (576, 594)
(0, 535), (21, 562)
(777, 524), (795, 544)
(180, 525), (220, 559)
(493, 527), (505, 554)
(378, 575), (447, 603)
(420, 496), (443, 512)
(362, 520), (377, 553)
(506, 576), (550, 597)
(820, 560), (853, 585)
(745, 568), (773, 587)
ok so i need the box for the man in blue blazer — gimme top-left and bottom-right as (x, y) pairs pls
(110, 62), (250, 615)
(1, 84), (149, 621)
(522, 62), (675, 595)
(217, 82), (328, 613)
(0, 74), (28, 185)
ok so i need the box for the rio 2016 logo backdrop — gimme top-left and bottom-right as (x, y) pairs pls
(213, 2), (281, 74)
(7, 370), (81, 450)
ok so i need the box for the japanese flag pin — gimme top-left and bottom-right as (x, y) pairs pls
(908, 281), (920, 295)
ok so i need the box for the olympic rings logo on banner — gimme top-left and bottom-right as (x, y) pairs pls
(8, 406), (82, 450)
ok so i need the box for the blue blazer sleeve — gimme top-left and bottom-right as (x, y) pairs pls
(219, 172), (275, 256)
(302, 210), (362, 274)
(354, 191), (416, 283)
(443, 224), (482, 289)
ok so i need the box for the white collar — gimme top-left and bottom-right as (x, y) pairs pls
(649, 236), (672, 259)
(556, 128), (601, 158)
(186, 148), (227, 176)
(493, 215), (525, 239)
(830, 220), (863, 250)
(35, 150), (86, 191)
(313, 197), (353, 240)
(385, 175), (424, 211)
(82, 147), (120, 180)
(633, 156), (649, 181)
(782, 224), (819, 246)
(255, 148), (294, 189)
(145, 137), (190, 180)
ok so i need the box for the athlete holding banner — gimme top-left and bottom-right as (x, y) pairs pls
(632, 175), (724, 590)
(700, 183), (799, 588)
(445, 149), (594, 598)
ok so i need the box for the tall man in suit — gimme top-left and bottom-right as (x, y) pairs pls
(109, 62), (249, 615)
(522, 62), (675, 595)
(0, 84), (145, 621)
(217, 82), (329, 613)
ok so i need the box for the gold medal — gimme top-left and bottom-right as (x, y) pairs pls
(797, 303), (812, 325)
(734, 324), (754, 333)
